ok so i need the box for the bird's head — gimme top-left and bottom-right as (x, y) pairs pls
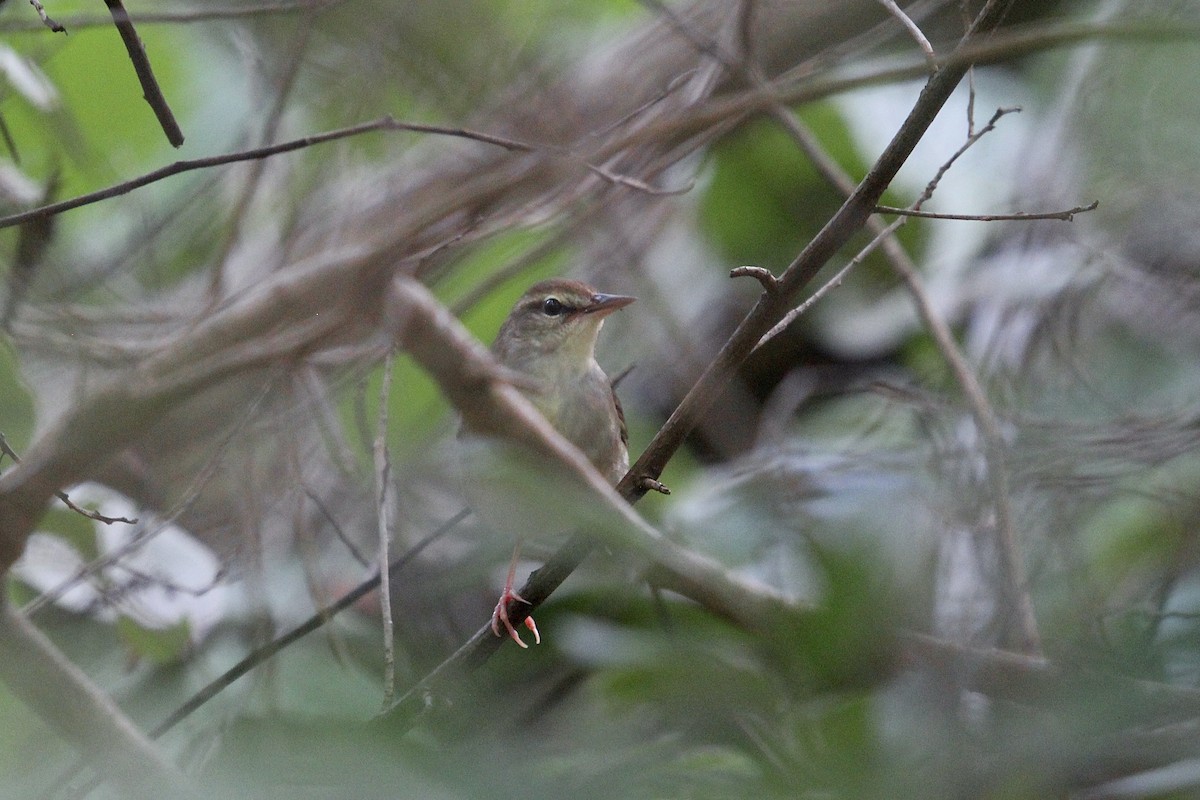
(492, 279), (635, 370)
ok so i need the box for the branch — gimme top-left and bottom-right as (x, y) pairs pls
(376, 276), (798, 722)
(0, 433), (136, 526)
(876, 0), (936, 66)
(103, 0), (184, 147)
(27, 0), (65, 33)
(0, 116), (535, 231)
(373, 355), (397, 708)
(621, 0), (1021, 496)
(874, 201), (1099, 221)
(2, 1), (343, 32)
(0, 589), (198, 799)
(603, 18), (1200, 158)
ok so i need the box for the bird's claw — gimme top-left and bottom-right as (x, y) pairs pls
(492, 589), (540, 648)
(640, 477), (671, 495)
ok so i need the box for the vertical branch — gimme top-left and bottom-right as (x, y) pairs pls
(373, 355), (397, 708)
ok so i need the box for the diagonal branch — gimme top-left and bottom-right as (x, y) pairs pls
(377, 277), (797, 721)
(0, 588), (198, 799)
(774, 111), (1042, 654)
(374, 0), (1025, 729)
(102, 0), (185, 147)
(622, 0), (1020, 497)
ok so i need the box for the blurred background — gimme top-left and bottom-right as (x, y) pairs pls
(4, 0), (1200, 797)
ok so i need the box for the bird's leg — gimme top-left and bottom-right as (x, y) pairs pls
(491, 538), (540, 648)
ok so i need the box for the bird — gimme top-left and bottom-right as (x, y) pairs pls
(459, 278), (635, 648)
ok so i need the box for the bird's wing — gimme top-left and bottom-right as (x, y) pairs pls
(611, 383), (628, 447)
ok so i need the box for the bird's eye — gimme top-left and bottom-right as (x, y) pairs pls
(542, 297), (564, 316)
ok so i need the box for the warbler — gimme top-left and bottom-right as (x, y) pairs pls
(460, 278), (634, 647)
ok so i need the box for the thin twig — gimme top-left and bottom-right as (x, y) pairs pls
(755, 217), (903, 350)
(0, 117), (535, 231)
(301, 484), (370, 567)
(729, 265), (779, 294)
(874, 201), (1098, 222)
(3, 0), (342, 32)
(769, 104), (1043, 654)
(0, 113), (678, 232)
(877, 0), (937, 66)
(585, 162), (691, 195)
(373, 355), (397, 709)
(145, 509), (469, 739)
(919, 106), (1021, 207)
(0, 433), (136, 526)
(27, 0), (65, 33)
(22, 381), (275, 617)
(736, 0), (758, 65)
(102, 0), (184, 147)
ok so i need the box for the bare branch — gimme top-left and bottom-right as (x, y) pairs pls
(877, 0), (937, 66)
(102, 0), (184, 147)
(0, 117), (535, 231)
(874, 200), (1099, 221)
(729, 265), (779, 293)
(0, 591), (198, 799)
(3, 1), (342, 32)
(27, 0), (65, 33)
(585, 162), (693, 195)
(0, 433), (136, 526)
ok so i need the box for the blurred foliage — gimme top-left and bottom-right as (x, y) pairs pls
(2, 1), (1200, 800)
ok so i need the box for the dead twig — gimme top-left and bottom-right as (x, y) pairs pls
(27, 0), (65, 33)
(874, 201), (1099, 222)
(0, 434), (136, 526)
(877, 0), (937, 66)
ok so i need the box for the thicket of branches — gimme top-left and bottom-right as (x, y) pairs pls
(2, 1), (1200, 798)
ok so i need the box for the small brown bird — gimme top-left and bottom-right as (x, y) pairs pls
(460, 278), (634, 647)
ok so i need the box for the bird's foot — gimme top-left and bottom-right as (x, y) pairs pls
(491, 588), (540, 648)
(640, 477), (671, 495)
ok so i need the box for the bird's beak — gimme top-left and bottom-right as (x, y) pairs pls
(584, 292), (636, 319)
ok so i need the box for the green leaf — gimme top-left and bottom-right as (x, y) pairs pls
(115, 615), (191, 666)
